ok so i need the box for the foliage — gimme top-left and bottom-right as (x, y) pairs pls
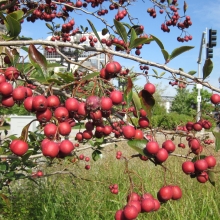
(189, 86), (214, 114)
(151, 112), (194, 130)
(0, 103), (31, 116)
(170, 88), (196, 115)
(152, 83), (168, 115)
(170, 86), (214, 116)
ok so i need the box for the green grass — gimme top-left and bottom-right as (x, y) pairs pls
(1, 143), (220, 220)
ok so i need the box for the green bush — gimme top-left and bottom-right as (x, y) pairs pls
(151, 112), (194, 130)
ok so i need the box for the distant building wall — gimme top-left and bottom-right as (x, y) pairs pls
(160, 96), (175, 113)
(44, 32), (110, 71)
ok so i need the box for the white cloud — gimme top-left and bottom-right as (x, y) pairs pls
(192, 1), (220, 28)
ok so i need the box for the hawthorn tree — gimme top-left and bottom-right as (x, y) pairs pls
(0, 0), (220, 219)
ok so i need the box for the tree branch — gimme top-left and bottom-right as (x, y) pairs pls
(0, 39), (218, 92)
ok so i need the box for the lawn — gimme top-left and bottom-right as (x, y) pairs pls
(0, 135), (219, 220)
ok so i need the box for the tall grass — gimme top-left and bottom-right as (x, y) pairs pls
(1, 141), (220, 220)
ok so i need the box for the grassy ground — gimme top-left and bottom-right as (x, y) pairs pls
(0, 136), (220, 220)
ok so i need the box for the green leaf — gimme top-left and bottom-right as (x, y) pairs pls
(18, 35), (32, 40)
(127, 25), (143, 36)
(170, 46), (194, 61)
(7, 10), (24, 21)
(80, 72), (99, 81)
(101, 28), (109, 36)
(4, 14), (21, 39)
(56, 72), (74, 83)
(114, 19), (127, 43)
(46, 23), (53, 31)
(113, 43), (125, 50)
(95, 136), (104, 144)
(80, 25), (84, 32)
(14, 173), (26, 179)
(124, 77), (133, 105)
(21, 46), (29, 53)
(203, 58), (213, 80)
(47, 62), (62, 68)
(152, 69), (158, 76)
(167, 0), (172, 5)
(151, 34), (164, 49)
(5, 171), (15, 178)
(127, 139), (148, 156)
(16, 63), (32, 72)
(47, 78), (63, 85)
(129, 28), (137, 48)
(89, 140), (95, 147)
(161, 49), (170, 62)
(184, 1), (188, 14)
(5, 135), (18, 140)
(132, 91), (142, 113)
(121, 22), (131, 30)
(87, 19), (103, 47)
(124, 90), (133, 105)
(179, 68), (184, 71)
(188, 71), (197, 75)
(1, 35), (15, 41)
(207, 170), (215, 186)
(0, 162), (8, 171)
(191, 155), (206, 163)
(92, 150), (102, 161)
(129, 38), (153, 49)
(213, 131), (220, 152)
(28, 44), (47, 76)
(22, 150), (33, 162)
(160, 72), (166, 77)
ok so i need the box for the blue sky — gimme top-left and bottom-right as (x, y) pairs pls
(20, 0), (220, 95)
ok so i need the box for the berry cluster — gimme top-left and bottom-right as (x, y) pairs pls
(119, 68), (129, 76)
(115, 9), (128, 21)
(97, 9), (108, 16)
(139, 64), (150, 74)
(147, 0), (193, 42)
(177, 35), (193, 43)
(0, 67), (33, 107)
(145, 140), (175, 164)
(116, 151), (122, 159)
(115, 187), (181, 219)
(176, 119), (212, 133)
(182, 156), (216, 183)
(31, 170), (44, 178)
(203, 139), (215, 145)
(79, 154), (91, 170)
(100, 61), (122, 80)
(109, 184), (119, 194)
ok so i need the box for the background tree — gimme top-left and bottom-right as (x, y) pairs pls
(170, 86), (214, 116)
(152, 83), (167, 115)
